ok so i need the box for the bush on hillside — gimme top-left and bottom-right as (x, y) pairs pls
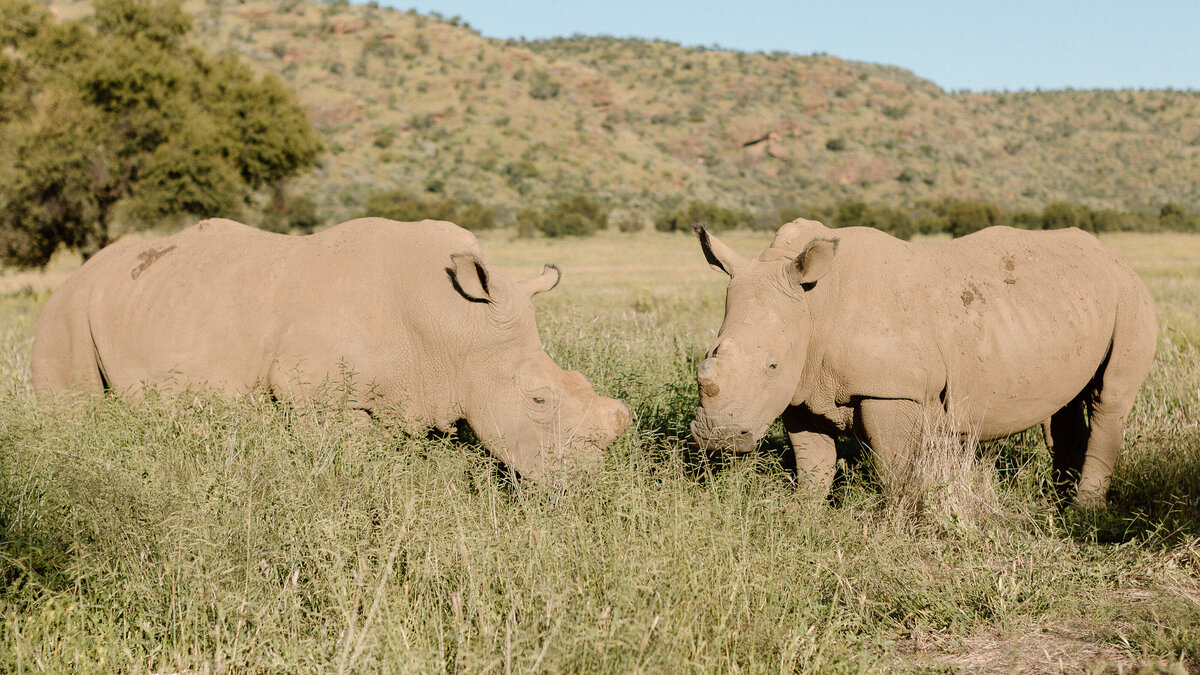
(777, 204), (831, 225)
(362, 189), (496, 230)
(833, 201), (870, 228)
(832, 201), (916, 240)
(1009, 210), (1041, 229)
(615, 214), (645, 233)
(1160, 202), (1200, 232)
(537, 194), (608, 237)
(945, 200), (1000, 238)
(457, 201), (498, 231)
(261, 194), (321, 234)
(1041, 201), (1095, 232)
(515, 208), (541, 238)
(655, 200), (750, 232)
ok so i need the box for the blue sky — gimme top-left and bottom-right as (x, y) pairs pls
(382, 1), (1200, 93)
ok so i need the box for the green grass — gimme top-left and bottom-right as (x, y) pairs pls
(1, 229), (1198, 672)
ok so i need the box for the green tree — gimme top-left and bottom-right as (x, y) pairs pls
(0, 0), (320, 266)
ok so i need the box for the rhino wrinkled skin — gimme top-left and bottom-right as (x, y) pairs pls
(32, 218), (630, 483)
(691, 219), (1157, 506)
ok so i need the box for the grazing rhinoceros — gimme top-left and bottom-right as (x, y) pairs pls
(690, 219), (1157, 506)
(32, 217), (631, 482)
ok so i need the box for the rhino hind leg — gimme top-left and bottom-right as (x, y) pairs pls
(1047, 391), (1090, 502)
(1072, 291), (1159, 507)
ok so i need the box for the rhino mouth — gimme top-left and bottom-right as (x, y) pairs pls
(689, 414), (759, 453)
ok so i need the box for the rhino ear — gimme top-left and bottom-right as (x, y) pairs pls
(788, 237), (838, 287)
(696, 224), (748, 276)
(448, 253), (492, 303)
(517, 264), (561, 297)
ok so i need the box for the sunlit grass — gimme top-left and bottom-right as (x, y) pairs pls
(1, 228), (1197, 672)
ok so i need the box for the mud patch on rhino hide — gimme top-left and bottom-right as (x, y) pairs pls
(1001, 256), (1017, 285)
(131, 245), (177, 280)
(961, 282), (984, 307)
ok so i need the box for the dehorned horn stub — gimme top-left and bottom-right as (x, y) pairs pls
(517, 264), (561, 297)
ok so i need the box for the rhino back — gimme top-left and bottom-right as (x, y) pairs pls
(82, 218), (486, 403)
(82, 220), (297, 392)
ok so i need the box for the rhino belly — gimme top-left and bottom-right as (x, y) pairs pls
(946, 287), (1116, 440)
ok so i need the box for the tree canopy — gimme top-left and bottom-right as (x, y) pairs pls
(0, 0), (321, 266)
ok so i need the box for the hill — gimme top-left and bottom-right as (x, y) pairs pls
(52, 0), (1200, 227)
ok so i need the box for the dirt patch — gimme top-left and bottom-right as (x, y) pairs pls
(896, 623), (1176, 673)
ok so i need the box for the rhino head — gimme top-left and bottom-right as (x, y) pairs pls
(689, 224), (839, 453)
(447, 254), (631, 484)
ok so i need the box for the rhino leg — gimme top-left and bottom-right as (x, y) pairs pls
(1048, 391), (1090, 502)
(1074, 294), (1158, 507)
(857, 398), (923, 491)
(782, 408), (836, 497)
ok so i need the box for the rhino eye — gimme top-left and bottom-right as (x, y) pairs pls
(532, 396), (546, 405)
(767, 360), (778, 370)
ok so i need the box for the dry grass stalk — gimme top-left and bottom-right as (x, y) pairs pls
(879, 403), (1000, 530)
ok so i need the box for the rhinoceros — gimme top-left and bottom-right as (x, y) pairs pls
(690, 219), (1157, 505)
(32, 217), (631, 482)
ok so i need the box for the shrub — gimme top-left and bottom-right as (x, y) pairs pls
(655, 200), (749, 232)
(1159, 202), (1199, 232)
(1090, 209), (1123, 233)
(872, 206), (916, 241)
(260, 194), (320, 234)
(285, 195), (320, 233)
(615, 214), (645, 233)
(1041, 201), (1094, 232)
(945, 200), (999, 238)
(528, 70), (561, 100)
(515, 207), (541, 238)
(916, 215), (945, 235)
(372, 128), (396, 149)
(538, 194), (608, 237)
(361, 189), (494, 230)
(778, 203), (833, 225)
(832, 202), (915, 240)
(456, 201), (497, 231)
(1009, 210), (1041, 229)
(833, 201), (869, 228)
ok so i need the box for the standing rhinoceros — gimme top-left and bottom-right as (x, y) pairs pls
(32, 217), (630, 482)
(690, 219), (1157, 506)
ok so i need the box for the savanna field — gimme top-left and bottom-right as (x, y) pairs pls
(1, 228), (1198, 673)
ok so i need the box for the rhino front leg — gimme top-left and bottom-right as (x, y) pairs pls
(782, 408), (836, 497)
(857, 398), (923, 496)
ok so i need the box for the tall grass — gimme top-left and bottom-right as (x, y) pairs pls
(1, 230), (1198, 672)
(876, 405), (1001, 533)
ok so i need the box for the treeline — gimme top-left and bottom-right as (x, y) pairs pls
(356, 190), (1200, 239)
(651, 198), (1200, 239)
